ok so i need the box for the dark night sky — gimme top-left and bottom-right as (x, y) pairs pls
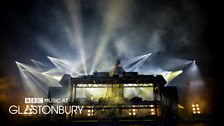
(0, 0), (221, 123)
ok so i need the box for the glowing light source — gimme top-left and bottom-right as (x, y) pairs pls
(123, 53), (151, 72)
(15, 61), (47, 94)
(129, 105), (137, 116)
(52, 76), (63, 81)
(167, 70), (183, 82)
(47, 56), (71, 73)
(87, 106), (94, 117)
(149, 83), (153, 86)
(15, 60), (62, 97)
(178, 104), (184, 109)
(187, 62), (205, 109)
(150, 108), (155, 115)
(192, 103), (201, 114)
(31, 59), (49, 72)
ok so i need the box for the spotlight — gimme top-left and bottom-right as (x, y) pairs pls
(52, 76), (62, 81)
(178, 104), (184, 109)
(129, 105), (137, 116)
(191, 103), (201, 115)
(149, 107), (155, 115)
(167, 70), (183, 82)
(15, 61), (19, 64)
(124, 53), (151, 71)
(16, 61), (62, 97)
(87, 106), (94, 117)
(149, 84), (153, 86)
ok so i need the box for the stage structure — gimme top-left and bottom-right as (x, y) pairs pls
(47, 61), (178, 124)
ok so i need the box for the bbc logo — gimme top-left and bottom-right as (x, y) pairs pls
(25, 98), (43, 104)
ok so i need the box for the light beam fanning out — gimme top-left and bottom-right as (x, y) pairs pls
(89, 0), (130, 74)
(16, 61), (61, 97)
(65, 0), (87, 75)
(123, 53), (151, 71)
(167, 70), (183, 82)
(31, 59), (50, 72)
